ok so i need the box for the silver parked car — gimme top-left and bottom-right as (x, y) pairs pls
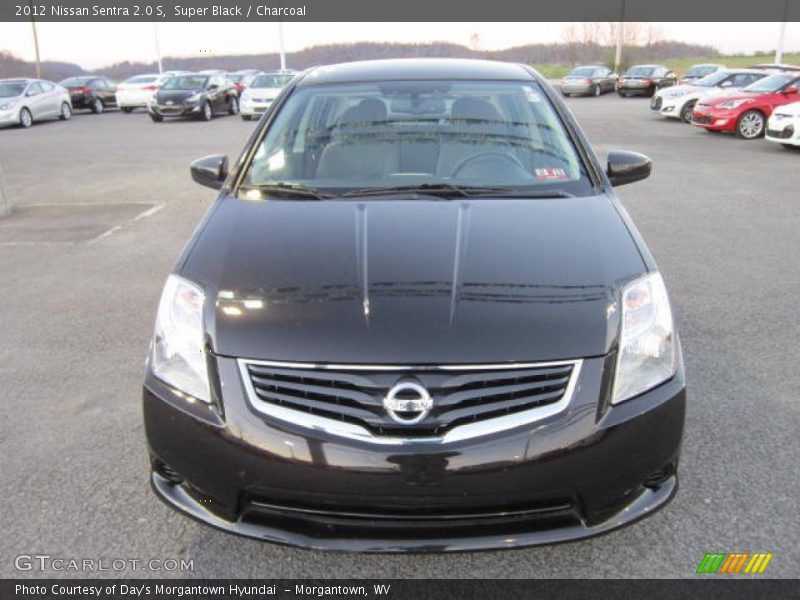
(239, 71), (295, 120)
(560, 65), (618, 97)
(0, 78), (72, 128)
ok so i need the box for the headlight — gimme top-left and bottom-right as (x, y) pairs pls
(186, 93), (203, 103)
(612, 272), (675, 404)
(717, 99), (752, 109)
(151, 274), (210, 402)
(0, 98), (19, 110)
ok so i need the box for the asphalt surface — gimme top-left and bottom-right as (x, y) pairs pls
(0, 95), (798, 579)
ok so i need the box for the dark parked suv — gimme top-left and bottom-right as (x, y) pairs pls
(59, 75), (117, 113)
(143, 59), (685, 552)
(617, 65), (677, 97)
(148, 73), (239, 122)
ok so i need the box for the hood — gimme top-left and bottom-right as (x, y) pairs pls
(155, 89), (199, 102)
(247, 86), (282, 97)
(772, 100), (800, 116)
(659, 83), (699, 97)
(702, 91), (761, 106)
(181, 195), (646, 364)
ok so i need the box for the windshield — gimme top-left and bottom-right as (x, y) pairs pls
(694, 70), (732, 87)
(685, 65), (718, 78)
(161, 76), (208, 90)
(625, 67), (655, 77)
(240, 79), (593, 196)
(61, 76), (94, 87)
(567, 67), (597, 77)
(0, 82), (26, 97)
(251, 73), (294, 89)
(742, 73), (798, 93)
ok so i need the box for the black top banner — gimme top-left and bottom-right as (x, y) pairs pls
(2, 0), (799, 22)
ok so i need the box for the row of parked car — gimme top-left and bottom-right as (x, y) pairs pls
(560, 62), (800, 149)
(0, 69), (296, 129)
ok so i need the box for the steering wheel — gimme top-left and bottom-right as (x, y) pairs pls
(450, 151), (526, 178)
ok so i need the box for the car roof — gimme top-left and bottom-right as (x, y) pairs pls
(1, 78), (34, 84)
(721, 68), (773, 75)
(299, 59), (533, 86)
(627, 64), (664, 69)
(570, 65), (607, 69)
(690, 63), (725, 68)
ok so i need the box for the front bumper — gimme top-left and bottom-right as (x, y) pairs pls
(690, 107), (737, 131)
(144, 354), (686, 552)
(653, 96), (686, 118)
(148, 102), (202, 118)
(240, 98), (274, 116)
(766, 116), (799, 146)
(0, 107), (20, 127)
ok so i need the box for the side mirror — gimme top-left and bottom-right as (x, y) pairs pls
(783, 85), (799, 94)
(190, 154), (228, 190)
(720, 80), (733, 87)
(607, 150), (652, 187)
(208, 84), (219, 90)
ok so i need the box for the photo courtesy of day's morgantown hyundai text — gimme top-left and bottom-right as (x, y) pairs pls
(143, 59), (686, 552)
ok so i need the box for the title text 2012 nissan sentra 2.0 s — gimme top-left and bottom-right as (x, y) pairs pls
(143, 59), (686, 552)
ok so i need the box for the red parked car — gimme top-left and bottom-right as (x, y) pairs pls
(691, 72), (800, 139)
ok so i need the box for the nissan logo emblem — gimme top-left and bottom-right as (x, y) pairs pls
(383, 381), (433, 425)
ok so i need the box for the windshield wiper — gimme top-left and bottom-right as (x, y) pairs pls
(239, 183), (336, 200)
(341, 183), (573, 199)
(340, 183), (519, 199)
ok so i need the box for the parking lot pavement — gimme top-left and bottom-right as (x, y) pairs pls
(0, 98), (798, 579)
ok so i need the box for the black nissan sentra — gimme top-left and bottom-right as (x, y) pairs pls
(144, 59), (686, 552)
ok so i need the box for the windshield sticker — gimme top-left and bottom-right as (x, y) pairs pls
(523, 86), (542, 103)
(535, 168), (568, 180)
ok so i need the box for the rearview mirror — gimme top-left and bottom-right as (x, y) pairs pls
(607, 150), (652, 187)
(190, 154), (228, 190)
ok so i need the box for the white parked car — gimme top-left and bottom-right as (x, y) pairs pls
(0, 78), (72, 128)
(240, 71), (295, 120)
(116, 74), (171, 112)
(765, 101), (800, 149)
(651, 69), (768, 123)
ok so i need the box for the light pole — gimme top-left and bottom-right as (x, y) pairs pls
(614, 0), (627, 74)
(775, 0), (789, 65)
(29, 0), (42, 78)
(153, 22), (163, 73)
(278, 22), (287, 71)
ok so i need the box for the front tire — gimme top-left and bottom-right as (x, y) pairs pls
(91, 98), (104, 114)
(593, 84), (601, 97)
(200, 101), (213, 121)
(736, 110), (765, 140)
(228, 97), (239, 115)
(121, 107), (134, 114)
(19, 107), (32, 128)
(241, 114), (252, 121)
(680, 101), (696, 124)
(59, 102), (72, 121)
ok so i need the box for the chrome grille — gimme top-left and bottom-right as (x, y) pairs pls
(238, 359), (581, 444)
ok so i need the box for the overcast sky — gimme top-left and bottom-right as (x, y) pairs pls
(2, 22), (798, 68)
